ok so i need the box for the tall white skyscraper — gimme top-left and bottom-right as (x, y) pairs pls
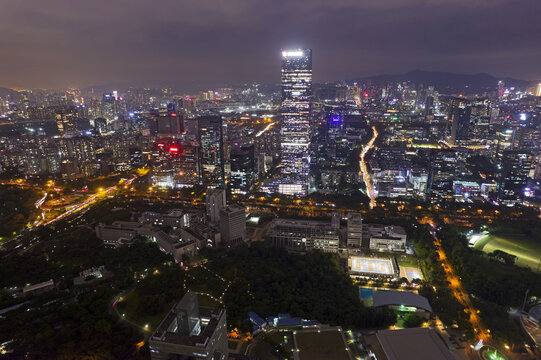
(279, 48), (312, 196)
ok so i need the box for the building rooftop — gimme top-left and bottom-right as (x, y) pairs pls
(221, 205), (245, 214)
(372, 289), (432, 312)
(374, 328), (455, 360)
(151, 305), (225, 348)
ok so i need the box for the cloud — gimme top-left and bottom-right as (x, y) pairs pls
(0, 0), (539, 88)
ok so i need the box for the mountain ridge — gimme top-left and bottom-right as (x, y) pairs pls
(348, 69), (538, 93)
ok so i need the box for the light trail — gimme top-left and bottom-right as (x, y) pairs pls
(359, 126), (378, 209)
(35, 192), (47, 208)
(255, 122), (276, 137)
(42, 175), (137, 226)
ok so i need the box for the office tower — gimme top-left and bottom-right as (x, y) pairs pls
(425, 95), (434, 120)
(229, 144), (255, 195)
(427, 149), (459, 203)
(219, 205), (246, 244)
(149, 292), (228, 360)
(331, 212), (340, 229)
(174, 141), (202, 188)
(469, 103), (491, 141)
(347, 213), (363, 248)
(492, 128), (516, 162)
(198, 116), (224, 187)
(536, 83), (541, 97)
(498, 150), (533, 204)
(129, 148), (143, 168)
(156, 113), (183, 138)
(280, 48), (312, 195)
(206, 188), (226, 224)
(101, 93), (116, 121)
(449, 103), (472, 144)
(497, 80), (506, 99)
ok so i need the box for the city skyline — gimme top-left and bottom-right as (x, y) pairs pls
(1, 0), (541, 89)
(1, 1), (540, 359)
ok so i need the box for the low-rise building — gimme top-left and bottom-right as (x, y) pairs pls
(149, 292), (228, 360)
(365, 224), (407, 252)
(267, 218), (340, 253)
(95, 221), (154, 246)
(364, 328), (455, 360)
(140, 209), (187, 229)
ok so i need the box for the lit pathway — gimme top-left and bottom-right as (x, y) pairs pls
(359, 126), (378, 209)
(434, 237), (490, 342)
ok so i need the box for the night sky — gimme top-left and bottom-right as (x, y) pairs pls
(1, 0), (541, 89)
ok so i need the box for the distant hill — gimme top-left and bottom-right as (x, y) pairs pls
(0, 87), (19, 99)
(348, 70), (537, 94)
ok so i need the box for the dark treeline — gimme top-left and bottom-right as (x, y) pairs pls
(0, 185), (40, 237)
(437, 225), (539, 344)
(205, 244), (396, 331)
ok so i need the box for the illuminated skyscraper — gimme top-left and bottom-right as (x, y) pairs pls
(198, 116), (224, 188)
(280, 48), (312, 195)
(498, 150), (533, 204)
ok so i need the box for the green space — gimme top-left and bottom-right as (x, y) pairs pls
(118, 243), (396, 338)
(474, 234), (541, 272)
(0, 224), (171, 359)
(0, 185), (41, 238)
(205, 244), (396, 331)
(249, 331), (293, 359)
(395, 254), (420, 268)
(294, 330), (351, 360)
(437, 225), (541, 345)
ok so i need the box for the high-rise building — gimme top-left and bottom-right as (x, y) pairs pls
(498, 150), (533, 204)
(280, 48), (312, 195)
(427, 149), (459, 203)
(149, 292), (228, 360)
(198, 116), (224, 187)
(219, 205), (246, 244)
(449, 101), (472, 144)
(347, 213), (363, 248)
(101, 93), (116, 121)
(206, 188), (226, 224)
(55, 111), (75, 133)
(424, 95), (434, 120)
(493, 128), (516, 162)
(229, 144), (255, 195)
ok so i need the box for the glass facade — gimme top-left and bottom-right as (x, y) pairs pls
(280, 49), (312, 194)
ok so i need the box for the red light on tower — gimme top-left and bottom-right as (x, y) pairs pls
(363, 92), (369, 97)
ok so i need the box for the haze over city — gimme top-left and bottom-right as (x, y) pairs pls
(0, 1), (540, 360)
(2, 0), (541, 88)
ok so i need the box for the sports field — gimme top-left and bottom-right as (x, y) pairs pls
(473, 234), (541, 272)
(350, 256), (393, 275)
(293, 329), (351, 360)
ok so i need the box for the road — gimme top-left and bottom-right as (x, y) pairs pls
(39, 174), (138, 227)
(359, 126), (378, 209)
(433, 236), (490, 342)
